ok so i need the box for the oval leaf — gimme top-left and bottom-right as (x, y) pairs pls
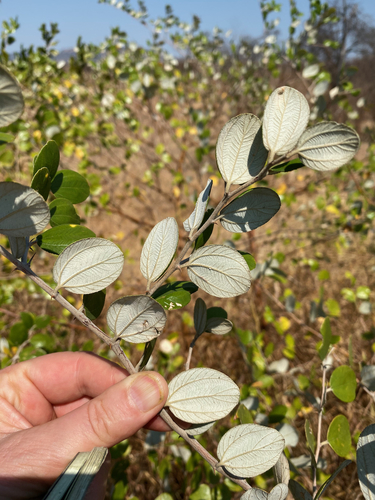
(330, 365), (357, 402)
(277, 423), (299, 448)
(220, 187), (281, 233)
(217, 424), (285, 478)
(187, 421), (216, 437)
(31, 167), (51, 201)
(327, 415), (351, 457)
(49, 198), (81, 227)
(186, 245), (251, 298)
(241, 484), (289, 500)
(107, 295), (166, 343)
(263, 86), (310, 161)
(361, 365), (375, 391)
(0, 182), (50, 237)
(8, 236), (26, 259)
(166, 367), (240, 424)
(83, 290), (106, 320)
(0, 65), (24, 127)
(273, 452), (290, 485)
(216, 114), (268, 188)
(51, 170), (90, 204)
(37, 224), (95, 255)
(194, 298), (207, 336)
(288, 480), (313, 500)
(183, 179), (213, 234)
(140, 217), (178, 284)
(205, 317), (233, 335)
(53, 238), (124, 294)
(33, 140), (60, 179)
(357, 423), (375, 500)
(294, 122), (360, 171)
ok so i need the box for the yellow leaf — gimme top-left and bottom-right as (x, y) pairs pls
(33, 130), (42, 140)
(209, 175), (219, 187)
(188, 126), (198, 135)
(297, 174), (304, 181)
(276, 183), (287, 195)
(115, 231), (125, 240)
(173, 186), (181, 198)
(175, 127), (185, 138)
(75, 147), (85, 159)
(326, 204), (340, 216)
(278, 316), (291, 332)
(63, 80), (72, 89)
(71, 107), (80, 117)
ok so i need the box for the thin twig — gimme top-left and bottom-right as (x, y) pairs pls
(313, 362), (328, 496)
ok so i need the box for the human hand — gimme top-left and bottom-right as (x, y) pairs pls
(0, 351), (168, 499)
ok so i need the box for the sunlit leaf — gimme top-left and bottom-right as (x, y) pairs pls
(294, 122), (360, 171)
(140, 217), (178, 284)
(187, 421), (216, 437)
(217, 424), (285, 478)
(53, 238), (124, 294)
(357, 423), (375, 500)
(205, 316), (233, 335)
(166, 367), (240, 424)
(0, 64), (24, 127)
(107, 295), (166, 343)
(186, 245), (251, 298)
(0, 182), (50, 237)
(37, 224), (95, 255)
(220, 187), (281, 233)
(183, 179), (212, 234)
(194, 297), (207, 336)
(49, 198), (80, 227)
(330, 365), (357, 402)
(152, 281), (198, 310)
(277, 423), (299, 448)
(263, 86), (310, 161)
(318, 317), (332, 361)
(327, 415), (351, 457)
(51, 170), (90, 204)
(241, 484), (288, 500)
(305, 420), (316, 453)
(216, 114), (268, 188)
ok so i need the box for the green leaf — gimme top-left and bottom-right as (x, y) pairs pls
(327, 415), (351, 457)
(270, 159), (305, 174)
(269, 404), (287, 424)
(239, 251), (256, 271)
(305, 419), (316, 453)
(19, 346), (46, 361)
(238, 404), (253, 424)
(49, 198), (80, 227)
(31, 167), (51, 201)
(207, 307), (227, 320)
(189, 484), (211, 500)
(315, 460), (351, 499)
(330, 365), (357, 402)
(9, 322), (28, 346)
(36, 224), (95, 255)
(33, 140), (60, 179)
(194, 208), (214, 250)
(318, 317), (332, 361)
(34, 315), (51, 329)
(83, 290), (106, 320)
(325, 298), (340, 317)
(21, 312), (34, 329)
(0, 132), (14, 145)
(152, 281), (198, 310)
(357, 286), (371, 300)
(155, 495), (174, 500)
(138, 339), (157, 371)
(51, 170), (90, 204)
(30, 334), (55, 352)
(341, 288), (356, 302)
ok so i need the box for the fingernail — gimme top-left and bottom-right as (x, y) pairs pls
(129, 374), (164, 412)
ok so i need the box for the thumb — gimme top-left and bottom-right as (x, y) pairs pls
(1, 372), (168, 493)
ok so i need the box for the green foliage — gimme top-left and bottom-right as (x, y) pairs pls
(330, 366), (357, 402)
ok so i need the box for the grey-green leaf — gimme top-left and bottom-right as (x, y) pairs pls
(194, 298), (207, 336)
(220, 188), (281, 233)
(106, 295), (166, 343)
(53, 238), (124, 294)
(241, 484), (289, 500)
(216, 114), (268, 188)
(205, 317), (233, 335)
(217, 424), (285, 478)
(0, 182), (50, 237)
(357, 424), (375, 500)
(263, 86), (310, 161)
(277, 423), (299, 448)
(8, 236), (26, 259)
(166, 367), (240, 424)
(273, 452), (290, 485)
(183, 179), (213, 234)
(0, 65), (24, 127)
(294, 122), (360, 171)
(186, 245), (251, 298)
(361, 366), (375, 391)
(140, 217), (178, 284)
(187, 421), (216, 437)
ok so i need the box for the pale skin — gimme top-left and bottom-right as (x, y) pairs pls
(0, 351), (169, 500)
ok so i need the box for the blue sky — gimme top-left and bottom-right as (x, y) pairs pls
(1, 0), (375, 52)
